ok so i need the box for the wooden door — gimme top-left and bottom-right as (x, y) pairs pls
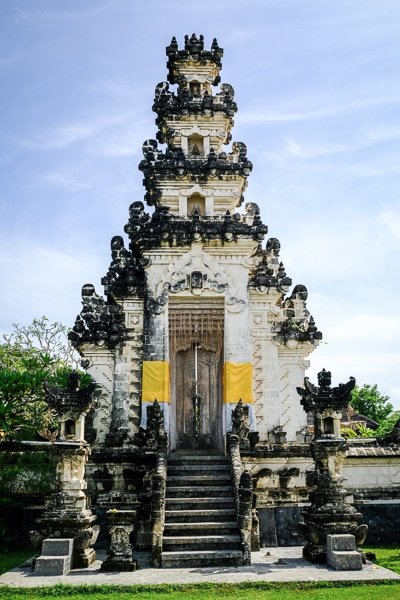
(175, 348), (221, 450)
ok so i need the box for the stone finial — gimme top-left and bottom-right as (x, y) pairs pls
(69, 285), (126, 350)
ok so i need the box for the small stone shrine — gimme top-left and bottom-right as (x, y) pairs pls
(297, 370), (367, 563)
(31, 373), (99, 569)
(62, 34), (400, 567)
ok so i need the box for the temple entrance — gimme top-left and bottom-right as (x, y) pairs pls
(169, 299), (224, 451)
(175, 347), (221, 449)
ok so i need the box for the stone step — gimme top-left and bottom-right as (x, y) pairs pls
(164, 522), (239, 536)
(328, 550), (363, 571)
(168, 464), (231, 474)
(165, 497), (235, 509)
(34, 555), (71, 576)
(162, 549), (243, 568)
(167, 474), (232, 485)
(163, 534), (241, 552)
(168, 454), (227, 465)
(166, 485), (233, 498)
(165, 508), (236, 523)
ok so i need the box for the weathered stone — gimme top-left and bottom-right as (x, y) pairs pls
(34, 538), (73, 576)
(41, 539), (73, 557)
(297, 371), (368, 563)
(326, 534), (362, 571)
(34, 556), (71, 576)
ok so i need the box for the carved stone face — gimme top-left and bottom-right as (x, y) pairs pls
(191, 271), (203, 289)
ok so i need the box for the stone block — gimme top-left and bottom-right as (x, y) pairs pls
(327, 535), (362, 571)
(35, 555), (71, 576)
(41, 538), (73, 557)
(327, 533), (356, 552)
(328, 550), (363, 571)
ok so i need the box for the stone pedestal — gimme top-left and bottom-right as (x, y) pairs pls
(101, 509), (137, 572)
(34, 538), (73, 576)
(327, 534), (363, 571)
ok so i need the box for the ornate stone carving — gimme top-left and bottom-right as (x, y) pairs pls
(44, 372), (96, 442)
(249, 238), (292, 293)
(101, 509), (137, 572)
(101, 236), (145, 298)
(227, 434), (253, 565)
(69, 284), (126, 350)
(274, 285), (322, 346)
(166, 34), (223, 85)
(139, 139), (253, 208)
(229, 399), (250, 450)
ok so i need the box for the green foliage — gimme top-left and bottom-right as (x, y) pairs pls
(0, 317), (91, 442)
(0, 451), (56, 500)
(0, 450), (56, 550)
(351, 384), (394, 423)
(374, 412), (400, 439)
(350, 384), (400, 440)
(340, 425), (358, 439)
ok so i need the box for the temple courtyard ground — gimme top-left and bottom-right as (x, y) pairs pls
(1, 547), (399, 590)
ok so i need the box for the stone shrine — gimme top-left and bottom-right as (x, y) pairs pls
(65, 35), (399, 567)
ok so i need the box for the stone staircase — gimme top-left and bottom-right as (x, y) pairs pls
(162, 451), (243, 568)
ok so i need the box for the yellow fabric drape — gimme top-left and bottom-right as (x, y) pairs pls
(142, 361), (170, 403)
(223, 362), (254, 404)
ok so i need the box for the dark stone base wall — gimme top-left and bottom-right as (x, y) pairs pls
(355, 502), (400, 545)
(258, 502), (400, 547)
(258, 506), (305, 547)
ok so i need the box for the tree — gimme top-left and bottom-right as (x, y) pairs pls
(2, 316), (79, 369)
(350, 383), (400, 439)
(0, 317), (91, 442)
(351, 384), (395, 423)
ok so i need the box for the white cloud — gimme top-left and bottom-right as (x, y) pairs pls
(240, 94), (400, 124)
(379, 211), (400, 240)
(18, 112), (135, 151)
(39, 171), (93, 192)
(285, 140), (353, 159)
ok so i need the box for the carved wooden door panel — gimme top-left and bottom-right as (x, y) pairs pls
(175, 348), (221, 450)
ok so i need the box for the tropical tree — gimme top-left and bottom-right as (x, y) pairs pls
(0, 317), (90, 442)
(349, 383), (400, 439)
(351, 384), (395, 423)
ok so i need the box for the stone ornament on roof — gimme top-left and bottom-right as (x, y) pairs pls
(69, 284), (126, 350)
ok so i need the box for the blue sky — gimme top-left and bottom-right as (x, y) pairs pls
(1, 1), (399, 407)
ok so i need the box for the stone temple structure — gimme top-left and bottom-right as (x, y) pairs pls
(65, 35), (399, 567)
(70, 33), (321, 457)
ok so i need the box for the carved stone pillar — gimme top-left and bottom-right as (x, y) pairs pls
(101, 509), (137, 571)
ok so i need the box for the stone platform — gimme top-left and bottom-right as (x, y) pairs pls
(0, 547), (398, 587)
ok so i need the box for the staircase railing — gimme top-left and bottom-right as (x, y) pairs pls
(227, 434), (253, 565)
(150, 438), (168, 567)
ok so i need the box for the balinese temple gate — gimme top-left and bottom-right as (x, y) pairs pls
(69, 34), (324, 567)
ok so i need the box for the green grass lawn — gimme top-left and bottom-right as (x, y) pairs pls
(0, 546), (399, 600)
(1, 582), (400, 600)
(364, 545), (400, 575)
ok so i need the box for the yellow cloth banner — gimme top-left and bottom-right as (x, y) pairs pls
(223, 362), (254, 404)
(142, 361), (170, 403)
